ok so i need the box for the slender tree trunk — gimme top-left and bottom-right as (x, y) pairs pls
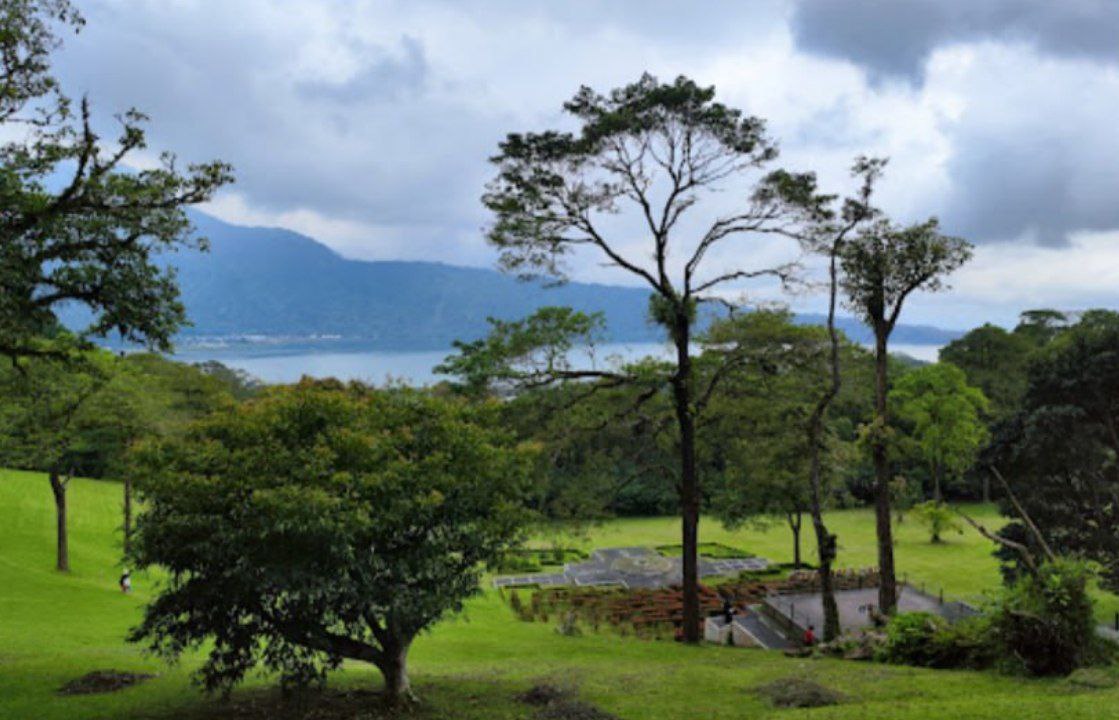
(49, 470), (69, 572)
(671, 320), (701, 644)
(806, 247), (844, 641)
(378, 638), (414, 705)
(933, 461), (942, 503)
(873, 327), (898, 613)
(982, 473), (990, 504)
(123, 477), (133, 555)
(788, 512), (803, 569)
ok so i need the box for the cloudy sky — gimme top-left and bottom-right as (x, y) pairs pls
(54, 0), (1119, 330)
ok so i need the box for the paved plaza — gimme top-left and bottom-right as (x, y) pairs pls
(493, 546), (768, 589)
(763, 585), (978, 635)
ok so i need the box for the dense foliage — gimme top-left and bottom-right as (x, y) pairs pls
(989, 560), (1107, 676)
(984, 311), (1119, 590)
(881, 612), (994, 670)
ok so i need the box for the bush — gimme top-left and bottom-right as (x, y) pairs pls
(989, 559), (1106, 676)
(881, 612), (994, 669)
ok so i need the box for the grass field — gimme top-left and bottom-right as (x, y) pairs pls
(3, 467), (1119, 719)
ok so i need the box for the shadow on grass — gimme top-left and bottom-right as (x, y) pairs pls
(150, 674), (614, 720)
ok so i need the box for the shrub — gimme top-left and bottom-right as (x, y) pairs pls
(881, 612), (993, 669)
(989, 559), (1106, 676)
(911, 501), (963, 543)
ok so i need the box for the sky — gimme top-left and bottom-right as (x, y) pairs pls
(52, 0), (1119, 330)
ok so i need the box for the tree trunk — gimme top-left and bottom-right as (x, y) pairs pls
(873, 327), (898, 614)
(805, 245), (843, 642)
(788, 512), (803, 569)
(379, 639), (415, 705)
(933, 461), (942, 503)
(123, 476), (133, 555)
(671, 321), (701, 644)
(982, 473), (990, 504)
(49, 470), (69, 572)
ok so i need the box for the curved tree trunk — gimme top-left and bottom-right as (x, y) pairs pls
(873, 328), (898, 614)
(672, 323), (701, 644)
(49, 470), (69, 572)
(804, 243), (845, 641)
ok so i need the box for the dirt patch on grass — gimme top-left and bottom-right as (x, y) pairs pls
(755, 677), (846, 709)
(515, 683), (619, 720)
(58, 670), (155, 695)
(517, 683), (570, 706)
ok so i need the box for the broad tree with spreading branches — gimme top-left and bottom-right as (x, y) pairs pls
(462, 74), (828, 641)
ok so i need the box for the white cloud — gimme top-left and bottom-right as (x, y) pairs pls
(48, 1), (1119, 328)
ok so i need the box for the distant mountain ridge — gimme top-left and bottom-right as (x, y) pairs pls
(71, 212), (963, 350)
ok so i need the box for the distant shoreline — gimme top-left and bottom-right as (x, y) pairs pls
(167, 340), (943, 386)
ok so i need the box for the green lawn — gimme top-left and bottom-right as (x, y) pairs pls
(3, 468), (1119, 719)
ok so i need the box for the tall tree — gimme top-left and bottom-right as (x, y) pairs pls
(475, 74), (824, 642)
(798, 156), (884, 640)
(0, 1), (232, 359)
(128, 381), (534, 705)
(890, 362), (989, 502)
(840, 219), (971, 613)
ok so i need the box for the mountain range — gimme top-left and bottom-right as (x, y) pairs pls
(74, 212), (964, 351)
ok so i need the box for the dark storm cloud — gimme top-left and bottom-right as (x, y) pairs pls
(791, 0), (1119, 80)
(789, 0), (1119, 246)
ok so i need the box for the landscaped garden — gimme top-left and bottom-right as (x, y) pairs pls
(5, 468), (1119, 720)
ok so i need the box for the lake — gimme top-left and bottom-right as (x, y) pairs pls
(174, 341), (944, 385)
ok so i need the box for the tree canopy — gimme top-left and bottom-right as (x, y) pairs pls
(890, 362), (989, 501)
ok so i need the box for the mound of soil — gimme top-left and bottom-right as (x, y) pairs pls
(755, 677), (845, 708)
(58, 670), (154, 695)
(515, 683), (619, 720)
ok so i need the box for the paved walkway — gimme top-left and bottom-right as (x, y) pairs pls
(764, 586), (977, 635)
(737, 609), (793, 650)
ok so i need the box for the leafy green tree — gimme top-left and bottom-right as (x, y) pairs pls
(0, 1), (232, 359)
(985, 310), (1119, 591)
(472, 74), (827, 641)
(705, 311), (823, 569)
(911, 500), (964, 544)
(890, 363), (989, 502)
(939, 324), (1032, 422)
(128, 381), (534, 705)
(1013, 309), (1071, 347)
(840, 219), (971, 613)
(795, 155), (884, 640)
(0, 348), (115, 570)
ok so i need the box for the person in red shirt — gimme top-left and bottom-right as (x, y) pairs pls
(803, 625), (817, 647)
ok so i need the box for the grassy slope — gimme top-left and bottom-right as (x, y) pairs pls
(2, 468), (1118, 719)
